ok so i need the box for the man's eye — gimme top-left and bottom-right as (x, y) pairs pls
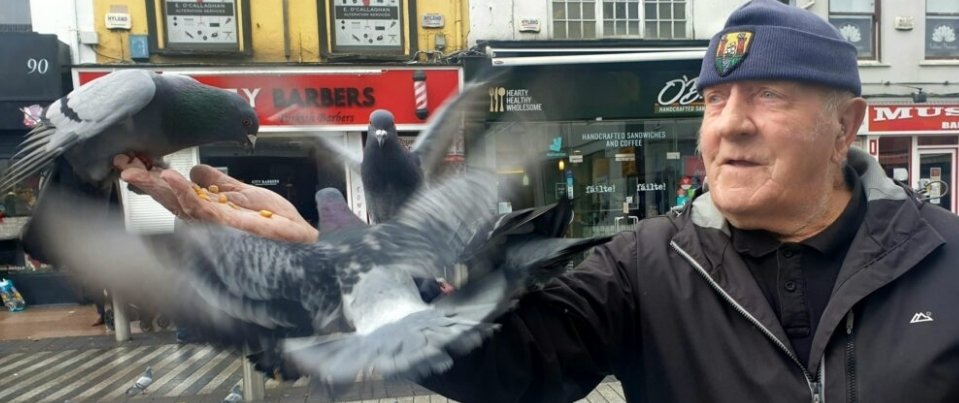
(760, 90), (779, 98)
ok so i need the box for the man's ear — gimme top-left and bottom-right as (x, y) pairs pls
(834, 97), (867, 160)
(838, 97), (866, 141)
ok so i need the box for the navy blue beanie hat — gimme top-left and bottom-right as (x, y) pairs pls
(697, 0), (861, 96)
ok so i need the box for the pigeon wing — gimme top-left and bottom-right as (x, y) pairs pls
(409, 80), (491, 181)
(0, 70), (157, 192)
(31, 187), (341, 341)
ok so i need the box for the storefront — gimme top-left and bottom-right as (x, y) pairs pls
(75, 66), (463, 228)
(0, 32), (72, 305)
(463, 41), (708, 238)
(864, 103), (959, 213)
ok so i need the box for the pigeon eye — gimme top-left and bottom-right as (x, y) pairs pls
(241, 118), (253, 127)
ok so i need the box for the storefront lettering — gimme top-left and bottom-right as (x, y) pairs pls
(944, 121), (959, 129)
(585, 184), (616, 194)
(581, 131), (667, 148)
(273, 87), (375, 108)
(637, 183), (667, 191)
(276, 111), (355, 124)
(874, 106), (959, 121)
(490, 88), (542, 112)
(656, 75), (704, 114)
(223, 87), (261, 108)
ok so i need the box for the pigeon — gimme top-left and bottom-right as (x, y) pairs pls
(125, 366), (153, 396)
(312, 79), (491, 224)
(33, 169), (610, 392)
(0, 69), (259, 262)
(314, 187), (453, 303)
(314, 187), (366, 234)
(221, 383), (243, 403)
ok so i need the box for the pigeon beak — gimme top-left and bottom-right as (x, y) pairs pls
(375, 129), (387, 147)
(246, 134), (257, 153)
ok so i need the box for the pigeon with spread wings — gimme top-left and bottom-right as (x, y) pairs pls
(0, 69), (258, 262)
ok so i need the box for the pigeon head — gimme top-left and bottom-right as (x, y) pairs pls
(163, 76), (259, 151)
(368, 109), (396, 148)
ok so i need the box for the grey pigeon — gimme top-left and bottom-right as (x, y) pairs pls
(32, 170), (610, 392)
(125, 366), (153, 396)
(312, 80), (490, 224)
(221, 383), (243, 403)
(315, 187), (366, 234)
(315, 187), (451, 303)
(0, 69), (258, 262)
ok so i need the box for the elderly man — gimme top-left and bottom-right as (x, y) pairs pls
(119, 1), (959, 402)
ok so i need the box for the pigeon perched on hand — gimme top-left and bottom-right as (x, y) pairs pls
(125, 366), (153, 396)
(34, 170), (610, 393)
(0, 69), (258, 262)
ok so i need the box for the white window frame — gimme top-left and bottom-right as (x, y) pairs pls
(926, 0), (959, 60)
(828, 0), (880, 61)
(549, 0), (691, 40)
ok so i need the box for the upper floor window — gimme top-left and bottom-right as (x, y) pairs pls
(551, 0), (688, 40)
(927, 0), (959, 59)
(829, 0), (879, 60)
(0, 0), (31, 32)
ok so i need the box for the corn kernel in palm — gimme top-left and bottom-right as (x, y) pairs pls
(259, 210), (273, 218)
(198, 193), (211, 202)
(191, 183), (201, 191)
(227, 201), (239, 210)
(208, 184), (220, 194)
(218, 194), (228, 203)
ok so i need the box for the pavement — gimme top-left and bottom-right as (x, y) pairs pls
(0, 330), (627, 402)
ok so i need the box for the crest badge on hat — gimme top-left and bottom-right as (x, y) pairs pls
(714, 31), (753, 77)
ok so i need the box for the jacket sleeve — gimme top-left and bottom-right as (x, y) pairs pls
(419, 230), (640, 403)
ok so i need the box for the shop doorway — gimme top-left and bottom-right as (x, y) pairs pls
(917, 148), (956, 213)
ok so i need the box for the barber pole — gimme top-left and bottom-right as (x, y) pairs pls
(413, 70), (428, 120)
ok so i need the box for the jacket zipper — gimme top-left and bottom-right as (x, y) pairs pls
(670, 241), (823, 403)
(845, 311), (857, 403)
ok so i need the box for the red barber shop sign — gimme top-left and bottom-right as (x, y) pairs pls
(869, 105), (959, 133)
(76, 68), (461, 128)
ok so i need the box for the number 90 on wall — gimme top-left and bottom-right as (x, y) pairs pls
(27, 58), (49, 74)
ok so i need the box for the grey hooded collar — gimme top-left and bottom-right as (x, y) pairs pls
(689, 147), (906, 232)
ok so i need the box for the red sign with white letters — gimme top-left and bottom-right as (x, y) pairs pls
(868, 105), (959, 132)
(76, 68), (461, 128)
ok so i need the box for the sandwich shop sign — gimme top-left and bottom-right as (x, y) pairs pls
(869, 105), (959, 133)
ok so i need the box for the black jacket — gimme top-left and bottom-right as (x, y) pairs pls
(422, 148), (959, 402)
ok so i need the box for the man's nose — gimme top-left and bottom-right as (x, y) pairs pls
(712, 91), (757, 140)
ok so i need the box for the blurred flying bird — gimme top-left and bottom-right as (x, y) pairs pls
(36, 171), (609, 392)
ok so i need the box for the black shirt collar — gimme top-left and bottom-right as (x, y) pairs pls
(731, 165), (865, 256)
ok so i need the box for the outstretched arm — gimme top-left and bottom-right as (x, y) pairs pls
(114, 155), (318, 244)
(420, 231), (640, 403)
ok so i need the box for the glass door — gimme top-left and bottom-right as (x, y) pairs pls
(918, 148), (956, 213)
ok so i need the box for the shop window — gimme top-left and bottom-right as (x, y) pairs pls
(469, 119), (701, 239)
(829, 0), (879, 60)
(551, 0), (688, 40)
(145, 0), (253, 55)
(877, 136), (911, 183)
(926, 0), (959, 59)
(918, 136), (959, 146)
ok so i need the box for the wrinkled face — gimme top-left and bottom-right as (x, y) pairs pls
(699, 81), (843, 229)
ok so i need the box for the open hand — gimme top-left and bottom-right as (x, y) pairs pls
(114, 155), (318, 244)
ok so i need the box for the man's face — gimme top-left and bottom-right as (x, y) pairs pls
(699, 81), (843, 229)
